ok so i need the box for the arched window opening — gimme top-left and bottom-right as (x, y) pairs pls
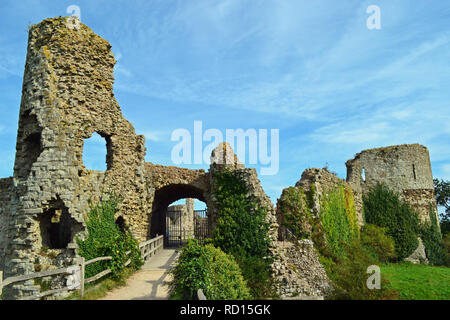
(82, 132), (112, 171)
(361, 168), (366, 182)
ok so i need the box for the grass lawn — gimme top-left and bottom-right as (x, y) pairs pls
(381, 262), (450, 300)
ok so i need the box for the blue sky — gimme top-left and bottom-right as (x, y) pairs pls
(0, 0), (449, 208)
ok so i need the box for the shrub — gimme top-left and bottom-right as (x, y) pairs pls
(169, 239), (251, 300)
(76, 195), (143, 278)
(420, 206), (446, 266)
(360, 224), (397, 262)
(442, 233), (450, 267)
(325, 239), (398, 300)
(363, 183), (420, 260)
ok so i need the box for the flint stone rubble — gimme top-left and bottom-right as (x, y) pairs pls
(271, 240), (332, 299)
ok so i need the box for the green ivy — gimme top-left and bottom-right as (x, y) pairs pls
(277, 186), (314, 239)
(319, 185), (359, 257)
(212, 170), (270, 259)
(211, 169), (274, 299)
(76, 195), (143, 279)
(360, 224), (397, 262)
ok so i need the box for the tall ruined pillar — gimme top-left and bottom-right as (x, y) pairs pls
(2, 17), (149, 299)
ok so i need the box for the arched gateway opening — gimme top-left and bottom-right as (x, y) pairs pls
(149, 184), (210, 247)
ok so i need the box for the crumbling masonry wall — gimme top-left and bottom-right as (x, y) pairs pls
(346, 144), (439, 224)
(0, 18), (280, 299)
(295, 168), (363, 225)
(0, 18), (151, 299)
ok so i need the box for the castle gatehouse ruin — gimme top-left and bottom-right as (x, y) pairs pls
(0, 17), (439, 299)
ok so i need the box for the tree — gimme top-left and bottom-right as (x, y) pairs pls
(434, 178), (450, 235)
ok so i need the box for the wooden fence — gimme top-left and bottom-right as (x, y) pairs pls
(0, 235), (164, 300)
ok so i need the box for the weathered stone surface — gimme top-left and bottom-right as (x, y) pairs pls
(295, 168), (363, 225)
(270, 240), (332, 299)
(346, 144), (438, 225)
(405, 238), (428, 265)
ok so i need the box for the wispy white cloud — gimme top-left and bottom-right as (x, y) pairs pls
(142, 130), (171, 142)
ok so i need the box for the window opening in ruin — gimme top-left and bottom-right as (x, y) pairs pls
(39, 199), (82, 249)
(413, 164), (416, 180)
(361, 168), (366, 182)
(82, 132), (112, 171)
(15, 110), (43, 178)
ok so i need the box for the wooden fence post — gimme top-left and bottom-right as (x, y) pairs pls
(80, 258), (85, 298)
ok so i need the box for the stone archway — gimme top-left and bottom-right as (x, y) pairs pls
(149, 183), (208, 241)
(144, 163), (211, 245)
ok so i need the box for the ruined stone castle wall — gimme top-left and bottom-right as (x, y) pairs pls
(0, 178), (15, 272)
(0, 17), (440, 300)
(346, 144), (438, 224)
(271, 240), (332, 299)
(208, 143), (278, 242)
(295, 168), (364, 225)
(1, 18), (150, 299)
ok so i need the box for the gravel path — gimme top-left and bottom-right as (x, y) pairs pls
(99, 249), (179, 300)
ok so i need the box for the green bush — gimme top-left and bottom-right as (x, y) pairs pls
(76, 195), (143, 278)
(169, 239), (251, 300)
(420, 206), (446, 266)
(442, 233), (450, 267)
(363, 183), (420, 260)
(325, 239), (398, 300)
(360, 224), (397, 262)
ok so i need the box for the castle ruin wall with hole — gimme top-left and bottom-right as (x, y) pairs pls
(0, 17), (441, 299)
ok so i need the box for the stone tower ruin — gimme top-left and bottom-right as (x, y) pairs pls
(346, 144), (439, 224)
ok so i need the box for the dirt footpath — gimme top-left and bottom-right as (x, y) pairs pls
(99, 249), (179, 300)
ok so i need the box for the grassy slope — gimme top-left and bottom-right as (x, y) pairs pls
(381, 263), (450, 300)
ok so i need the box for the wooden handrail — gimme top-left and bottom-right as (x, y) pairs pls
(2, 267), (74, 287)
(85, 256), (112, 266)
(0, 234), (165, 300)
